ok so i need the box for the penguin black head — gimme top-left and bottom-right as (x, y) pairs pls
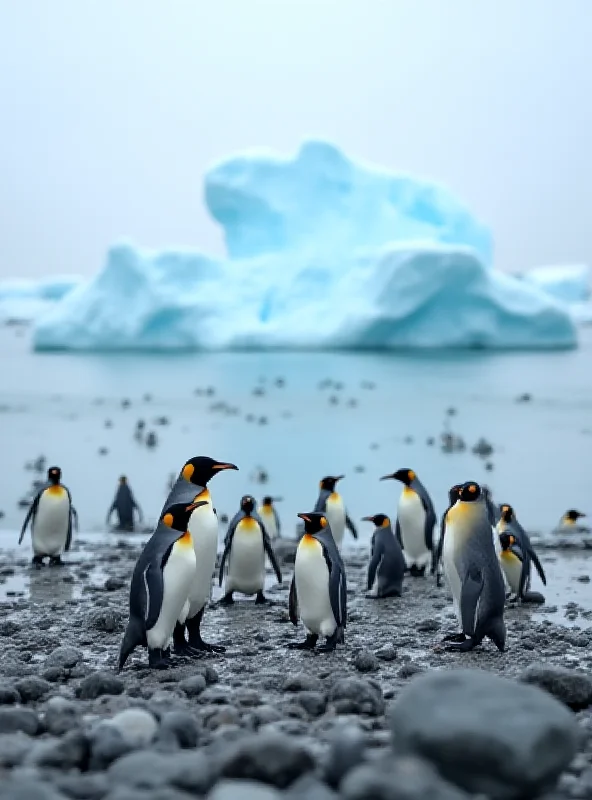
(119, 475), (127, 484)
(499, 504), (515, 522)
(565, 509), (587, 522)
(241, 495), (256, 515)
(499, 532), (517, 551)
(47, 466), (61, 485)
(262, 496), (273, 506)
(380, 468), (416, 486)
(361, 514), (390, 528)
(297, 511), (329, 534)
(458, 481), (481, 502)
(161, 500), (208, 531)
(448, 484), (462, 505)
(181, 456), (238, 486)
(319, 476), (345, 492)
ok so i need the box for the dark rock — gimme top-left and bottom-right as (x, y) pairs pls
(219, 731), (315, 788)
(86, 609), (125, 633)
(390, 668), (579, 799)
(179, 674), (207, 697)
(0, 684), (20, 705)
(0, 778), (67, 800)
(375, 645), (397, 661)
(0, 707), (40, 735)
(77, 672), (125, 700)
(158, 710), (200, 749)
(519, 664), (592, 711)
(352, 650), (379, 673)
(341, 755), (469, 800)
(25, 730), (89, 769)
(44, 697), (80, 735)
(323, 722), (366, 788)
(416, 618), (440, 632)
(397, 663), (425, 679)
(282, 674), (323, 693)
(207, 781), (282, 800)
(0, 620), (20, 636)
(108, 749), (214, 794)
(329, 678), (384, 716)
(54, 773), (110, 800)
(0, 731), (32, 767)
(15, 676), (52, 703)
(104, 578), (126, 591)
(89, 725), (133, 771)
(293, 691), (326, 717)
(45, 646), (82, 670)
(285, 775), (339, 800)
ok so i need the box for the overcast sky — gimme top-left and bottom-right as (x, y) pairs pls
(0, 0), (590, 279)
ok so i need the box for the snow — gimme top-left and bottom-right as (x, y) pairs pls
(28, 140), (577, 351)
(520, 264), (591, 304)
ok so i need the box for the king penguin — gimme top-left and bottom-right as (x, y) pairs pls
(257, 496), (282, 541)
(432, 484), (462, 587)
(441, 481), (506, 652)
(362, 514), (406, 598)
(118, 500), (206, 671)
(288, 511), (347, 652)
(555, 509), (589, 532)
(496, 503), (546, 603)
(161, 456), (238, 658)
(19, 466), (78, 567)
(218, 495), (282, 604)
(380, 468), (436, 577)
(313, 476), (357, 552)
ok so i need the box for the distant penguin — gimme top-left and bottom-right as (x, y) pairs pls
(118, 500), (206, 671)
(106, 475), (143, 531)
(160, 456), (238, 657)
(498, 532), (545, 604)
(19, 466), (78, 567)
(496, 504), (546, 602)
(482, 485), (502, 526)
(380, 468), (436, 577)
(432, 484), (462, 587)
(441, 481), (506, 652)
(288, 511), (347, 652)
(555, 509), (589, 532)
(314, 475), (357, 551)
(257, 496), (282, 540)
(362, 514), (405, 598)
(218, 495), (282, 604)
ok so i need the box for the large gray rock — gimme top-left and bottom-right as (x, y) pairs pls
(341, 755), (469, 800)
(207, 781), (282, 800)
(107, 708), (158, 748)
(108, 749), (214, 794)
(390, 668), (579, 800)
(219, 731), (315, 789)
(519, 664), (592, 711)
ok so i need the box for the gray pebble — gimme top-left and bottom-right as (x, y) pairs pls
(179, 674), (207, 698)
(107, 708), (158, 747)
(353, 650), (379, 673)
(157, 710), (200, 749)
(25, 730), (89, 769)
(323, 722), (366, 788)
(341, 755), (469, 800)
(285, 775), (339, 800)
(15, 676), (52, 703)
(328, 678), (384, 716)
(219, 731), (315, 789)
(293, 691), (326, 717)
(0, 707), (40, 736)
(54, 773), (110, 800)
(206, 780), (282, 800)
(44, 696), (80, 736)
(0, 778), (67, 800)
(108, 749), (214, 794)
(375, 645), (397, 661)
(519, 664), (592, 711)
(0, 684), (20, 705)
(77, 672), (125, 700)
(283, 673), (323, 693)
(45, 646), (83, 670)
(89, 725), (133, 771)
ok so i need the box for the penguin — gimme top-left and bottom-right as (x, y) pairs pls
(362, 514), (405, 598)
(496, 504), (546, 602)
(441, 481), (506, 652)
(19, 466), (78, 567)
(218, 495), (282, 604)
(118, 500), (206, 671)
(432, 484), (462, 587)
(482, 485), (502, 526)
(257, 496), (282, 540)
(556, 509), (589, 531)
(498, 532), (545, 604)
(106, 475), (143, 531)
(288, 511), (347, 652)
(160, 456), (238, 658)
(380, 468), (436, 577)
(313, 475), (358, 551)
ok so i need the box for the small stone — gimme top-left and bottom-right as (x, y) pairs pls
(416, 618), (440, 632)
(89, 725), (132, 771)
(390, 668), (579, 799)
(0, 684), (20, 705)
(329, 678), (384, 717)
(25, 730), (89, 769)
(108, 708), (158, 747)
(323, 722), (366, 788)
(0, 731), (33, 767)
(54, 773), (110, 800)
(519, 664), (592, 711)
(353, 651), (379, 673)
(44, 697), (80, 736)
(45, 646), (82, 670)
(293, 691), (326, 717)
(397, 663), (425, 679)
(285, 775), (339, 800)
(0, 708), (40, 735)
(0, 778), (67, 800)
(77, 672), (125, 700)
(108, 749), (214, 794)
(219, 731), (315, 788)
(0, 620), (20, 636)
(207, 781), (282, 800)
(158, 710), (200, 749)
(104, 577), (126, 591)
(375, 645), (397, 662)
(282, 673), (323, 693)
(341, 755), (469, 800)
(86, 608), (125, 633)
(179, 674), (207, 698)
(15, 676), (52, 703)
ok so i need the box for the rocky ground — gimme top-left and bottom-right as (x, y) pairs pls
(0, 539), (592, 800)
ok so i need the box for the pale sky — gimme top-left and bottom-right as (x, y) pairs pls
(0, 0), (591, 279)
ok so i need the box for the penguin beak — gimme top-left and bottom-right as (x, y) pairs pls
(186, 501), (208, 512)
(361, 516), (374, 522)
(380, 473), (395, 481)
(335, 475), (345, 482)
(273, 497), (283, 502)
(213, 463), (238, 471)
(297, 513), (311, 523)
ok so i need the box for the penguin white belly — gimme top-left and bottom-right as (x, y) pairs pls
(368, 557), (383, 597)
(226, 519), (265, 595)
(500, 552), (522, 595)
(397, 490), (429, 567)
(147, 534), (196, 650)
(295, 536), (336, 636)
(186, 501), (219, 618)
(326, 495), (346, 551)
(258, 508), (278, 540)
(32, 490), (70, 556)
(442, 520), (463, 625)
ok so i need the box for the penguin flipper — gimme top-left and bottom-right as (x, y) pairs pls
(512, 545), (530, 598)
(432, 513), (447, 576)
(218, 538), (232, 587)
(118, 615), (146, 672)
(394, 519), (404, 550)
(288, 576), (299, 625)
(144, 556), (169, 631)
(345, 512), (358, 539)
(273, 508), (281, 537)
(460, 567), (484, 637)
(327, 555), (347, 629)
(367, 538), (382, 591)
(527, 546), (546, 586)
(262, 531), (282, 584)
(313, 490), (329, 513)
(18, 491), (41, 545)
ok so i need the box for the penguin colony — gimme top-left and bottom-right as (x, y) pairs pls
(18, 457), (563, 669)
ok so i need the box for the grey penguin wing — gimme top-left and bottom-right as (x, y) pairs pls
(394, 518), (404, 549)
(512, 520), (547, 586)
(412, 480), (436, 550)
(65, 488), (75, 551)
(526, 545), (546, 586)
(313, 489), (330, 513)
(433, 511), (448, 572)
(18, 488), (43, 544)
(218, 512), (243, 585)
(512, 545), (530, 598)
(273, 508), (281, 536)
(367, 533), (384, 591)
(261, 524), (282, 583)
(320, 537), (346, 628)
(288, 575), (299, 625)
(460, 565), (485, 637)
(345, 512), (358, 539)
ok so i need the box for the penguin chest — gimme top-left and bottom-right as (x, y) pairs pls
(259, 508), (278, 539)
(32, 489), (70, 555)
(147, 534), (196, 649)
(441, 519), (463, 620)
(500, 551), (522, 594)
(295, 536), (336, 636)
(326, 494), (346, 545)
(397, 489), (427, 560)
(186, 501), (219, 611)
(226, 518), (266, 594)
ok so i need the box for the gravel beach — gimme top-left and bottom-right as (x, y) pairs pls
(1, 537), (592, 800)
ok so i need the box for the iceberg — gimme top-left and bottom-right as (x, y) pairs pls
(0, 275), (81, 324)
(520, 264), (591, 305)
(31, 141), (577, 352)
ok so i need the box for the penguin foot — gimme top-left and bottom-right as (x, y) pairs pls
(521, 590), (545, 605)
(287, 634), (318, 650)
(316, 629), (341, 653)
(255, 591), (269, 605)
(409, 565), (426, 578)
(441, 633), (467, 643)
(188, 638), (226, 654)
(173, 643), (206, 659)
(49, 556), (64, 567)
(218, 592), (234, 606)
(148, 648), (173, 670)
(445, 637), (479, 653)
(31, 556), (45, 569)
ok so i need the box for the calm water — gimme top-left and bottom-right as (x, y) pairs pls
(0, 326), (591, 543)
